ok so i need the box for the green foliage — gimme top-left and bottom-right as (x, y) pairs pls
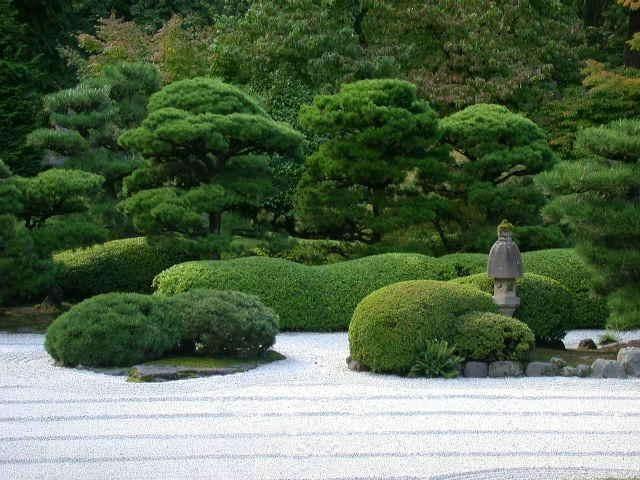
(166, 289), (278, 358)
(536, 119), (639, 330)
(53, 236), (214, 299)
(454, 312), (535, 362)
(45, 293), (181, 367)
(437, 253), (488, 278)
(407, 340), (463, 379)
(296, 79), (451, 242)
(119, 77), (304, 238)
(153, 253), (456, 331)
(452, 273), (574, 344)
(348, 280), (497, 373)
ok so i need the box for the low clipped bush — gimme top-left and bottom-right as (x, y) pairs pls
(454, 312), (535, 362)
(348, 280), (497, 373)
(45, 293), (181, 367)
(523, 249), (609, 328)
(153, 253), (455, 331)
(166, 289), (278, 358)
(54, 236), (212, 299)
(452, 273), (574, 344)
(437, 253), (488, 278)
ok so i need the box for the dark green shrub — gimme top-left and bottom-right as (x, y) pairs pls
(54, 236), (212, 299)
(45, 293), (181, 367)
(408, 340), (464, 379)
(153, 253), (455, 331)
(348, 280), (497, 373)
(452, 273), (573, 344)
(454, 312), (535, 362)
(437, 253), (488, 278)
(166, 289), (278, 358)
(523, 249), (609, 328)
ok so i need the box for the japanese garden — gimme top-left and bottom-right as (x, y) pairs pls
(1, 1), (640, 479)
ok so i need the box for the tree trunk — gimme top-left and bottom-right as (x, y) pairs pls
(209, 212), (222, 234)
(624, 8), (640, 68)
(433, 219), (450, 252)
(582, 0), (607, 27)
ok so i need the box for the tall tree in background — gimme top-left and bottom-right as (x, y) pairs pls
(118, 77), (303, 238)
(619, 0), (640, 66)
(295, 79), (451, 243)
(537, 119), (640, 329)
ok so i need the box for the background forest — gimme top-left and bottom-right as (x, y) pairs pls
(1, 0), (640, 328)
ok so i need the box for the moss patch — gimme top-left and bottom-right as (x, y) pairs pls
(145, 350), (286, 368)
(530, 347), (617, 367)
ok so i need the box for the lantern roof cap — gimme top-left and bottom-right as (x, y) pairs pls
(488, 220), (524, 279)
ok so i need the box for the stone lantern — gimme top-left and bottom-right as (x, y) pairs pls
(488, 220), (524, 316)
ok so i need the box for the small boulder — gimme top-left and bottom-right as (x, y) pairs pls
(488, 361), (523, 378)
(550, 357), (567, 369)
(575, 364), (591, 378)
(526, 362), (559, 377)
(577, 339), (597, 350)
(346, 356), (370, 372)
(617, 347), (640, 377)
(591, 359), (626, 379)
(464, 361), (489, 378)
(560, 366), (578, 377)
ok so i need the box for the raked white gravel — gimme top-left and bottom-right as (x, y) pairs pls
(1, 331), (640, 480)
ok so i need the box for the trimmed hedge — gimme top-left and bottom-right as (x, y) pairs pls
(523, 249), (609, 328)
(45, 293), (181, 367)
(167, 289), (278, 358)
(54, 236), (211, 299)
(452, 273), (574, 344)
(153, 253), (456, 331)
(454, 312), (535, 362)
(348, 280), (497, 373)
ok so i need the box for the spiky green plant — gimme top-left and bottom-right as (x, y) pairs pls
(408, 340), (463, 379)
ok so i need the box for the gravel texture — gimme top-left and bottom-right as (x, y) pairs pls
(1, 331), (640, 480)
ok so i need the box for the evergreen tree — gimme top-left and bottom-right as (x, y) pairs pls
(537, 119), (640, 329)
(118, 77), (304, 237)
(295, 79), (451, 243)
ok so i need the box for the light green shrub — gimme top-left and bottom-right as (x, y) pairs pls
(54, 236), (211, 299)
(523, 249), (609, 328)
(153, 253), (456, 331)
(452, 273), (573, 344)
(437, 253), (488, 278)
(348, 280), (497, 373)
(454, 312), (534, 362)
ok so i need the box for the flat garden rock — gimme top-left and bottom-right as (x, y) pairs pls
(488, 361), (523, 378)
(591, 359), (626, 379)
(463, 361), (488, 378)
(128, 363), (255, 382)
(598, 339), (640, 353)
(526, 362), (559, 377)
(617, 347), (640, 377)
(575, 364), (591, 377)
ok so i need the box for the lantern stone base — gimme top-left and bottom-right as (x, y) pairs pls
(492, 292), (520, 317)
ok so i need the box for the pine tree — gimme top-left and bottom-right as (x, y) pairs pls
(537, 119), (640, 329)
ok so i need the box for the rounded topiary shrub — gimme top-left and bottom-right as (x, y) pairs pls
(348, 280), (497, 374)
(166, 289), (279, 358)
(54, 236), (209, 299)
(452, 273), (574, 344)
(153, 253), (455, 331)
(454, 312), (535, 362)
(523, 249), (608, 328)
(45, 293), (181, 367)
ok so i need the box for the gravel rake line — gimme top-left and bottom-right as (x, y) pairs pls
(4, 409), (640, 423)
(3, 450), (640, 466)
(3, 429), (639, 442)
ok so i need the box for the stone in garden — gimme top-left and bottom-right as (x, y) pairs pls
(488, 361), (523, 378)
(598, 339), (640, 353)
(560, 366), (578, 377)
(577, 339), (597, 350)
(464, 361), (489, 378)
(487, 221), (524, 317)
(549, 356), (567, 369)
(617, 347), (640, 377)
(525, 362), (559, 377)
(346, 356), (370, 372)
(575, 364), (591, 378)
(590, 359), (626, 379)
